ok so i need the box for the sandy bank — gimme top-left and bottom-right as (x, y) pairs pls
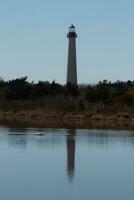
(0, 110), (134, 129)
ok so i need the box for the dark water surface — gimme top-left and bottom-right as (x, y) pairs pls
(0, 127), (134, 200)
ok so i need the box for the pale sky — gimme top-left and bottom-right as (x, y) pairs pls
(0, 0), (134, 84)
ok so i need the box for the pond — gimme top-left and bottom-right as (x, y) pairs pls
(0, 127), (134, 200)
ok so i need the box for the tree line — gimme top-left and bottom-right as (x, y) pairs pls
(0, 77), (134, 106)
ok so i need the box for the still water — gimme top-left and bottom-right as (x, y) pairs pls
(0, 127), (134, 200)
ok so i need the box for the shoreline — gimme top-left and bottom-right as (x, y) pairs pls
(0, 111), (134, 130)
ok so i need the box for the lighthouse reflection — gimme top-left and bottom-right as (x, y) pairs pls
(7, 128), (77, 181)
(66, 129), (76, 181)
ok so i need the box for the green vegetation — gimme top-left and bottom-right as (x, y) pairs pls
(0, 77), (134, 117)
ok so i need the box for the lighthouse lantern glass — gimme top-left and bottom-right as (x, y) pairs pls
(69, 27), (75, 33)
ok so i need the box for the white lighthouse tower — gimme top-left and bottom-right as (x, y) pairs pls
(66, 24), (77, 85)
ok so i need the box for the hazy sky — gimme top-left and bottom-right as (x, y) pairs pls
(0, 0), (134, 84)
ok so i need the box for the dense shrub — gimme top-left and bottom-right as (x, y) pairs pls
(0, 77), (134, 113)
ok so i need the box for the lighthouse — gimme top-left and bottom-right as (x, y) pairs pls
(66, 24), (77, 85)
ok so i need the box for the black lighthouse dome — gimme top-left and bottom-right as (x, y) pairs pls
(67, 24), (77, 38)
